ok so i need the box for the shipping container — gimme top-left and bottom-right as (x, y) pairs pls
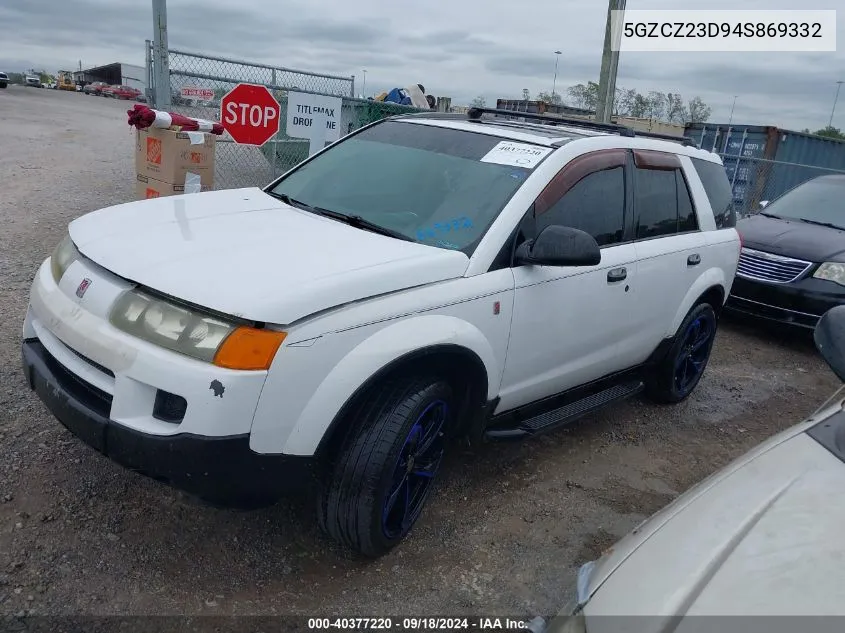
(684, 123), (845, 215)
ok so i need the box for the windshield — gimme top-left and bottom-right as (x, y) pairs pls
(267, 120), (551, 253)
(761, 176), (845, 227)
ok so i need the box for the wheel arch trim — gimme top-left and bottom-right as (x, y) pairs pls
(668, 269), (726, 338)
(279, 315), (499, 457)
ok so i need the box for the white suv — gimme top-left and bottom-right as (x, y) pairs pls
(21, 108), (741, 557)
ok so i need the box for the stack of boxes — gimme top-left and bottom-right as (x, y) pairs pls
(134, 127), (216, 200)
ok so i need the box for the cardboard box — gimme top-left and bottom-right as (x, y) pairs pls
(135, 127), (216, 187)
(135, 173), (211, 200)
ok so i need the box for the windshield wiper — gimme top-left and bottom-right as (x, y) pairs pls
(268, 191), (413, 242)
(758, 212), (781, 219)
(267, 191), (315, 212)
(796, 217), (845, 231)
(314, 209), (414, 242)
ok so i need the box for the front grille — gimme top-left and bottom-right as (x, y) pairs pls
(736, 248), (812, 284)
(66, 345), (115, 378)
(39, 343), (113, 418)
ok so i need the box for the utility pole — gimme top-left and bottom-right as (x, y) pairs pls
(595, 0), (626, 123)
(829, 80), (844, 129)
(552, 51), (562, 102)
(152, 0), (171, 109)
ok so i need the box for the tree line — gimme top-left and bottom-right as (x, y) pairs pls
(471, 85), (845, 140)
(542, 82), (712, 124)
(470, 83), (713, 125)
(801, 126), (845, 140)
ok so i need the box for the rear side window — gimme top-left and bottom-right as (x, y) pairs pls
(691, 157), (735, 228)
(633, 150), (700, 239)
(635, 168), (678, 239)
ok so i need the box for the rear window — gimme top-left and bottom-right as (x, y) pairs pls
(268, 120), (552, 254)
(691, 157), (735, 228)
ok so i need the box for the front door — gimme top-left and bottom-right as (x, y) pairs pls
(497, 149), (640, 413)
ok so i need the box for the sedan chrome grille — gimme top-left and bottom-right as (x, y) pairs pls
(736, 247), (813, 284)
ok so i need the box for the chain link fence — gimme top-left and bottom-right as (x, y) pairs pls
(718, 153), (845, 218)
(146, 43), (429, 190)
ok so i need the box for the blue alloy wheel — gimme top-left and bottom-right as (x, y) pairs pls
(673, 312), (716, 396)
(382, 400), (448, 539)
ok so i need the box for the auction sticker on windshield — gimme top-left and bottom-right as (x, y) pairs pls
(480, 141), (552, 168)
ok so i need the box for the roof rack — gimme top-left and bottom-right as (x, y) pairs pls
(467, 107), (635, 137)
(465, 107), (697, 147)
(629, 129), (697, 147)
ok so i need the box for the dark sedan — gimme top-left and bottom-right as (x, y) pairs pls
(726, 174), (845, 329)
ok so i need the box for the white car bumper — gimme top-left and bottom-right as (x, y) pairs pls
(21, 258), (314, 504)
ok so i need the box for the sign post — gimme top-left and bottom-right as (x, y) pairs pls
(220, 83), (281, 146)
(285, 91), (343, 156)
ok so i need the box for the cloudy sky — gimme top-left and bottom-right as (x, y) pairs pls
(1, 0), (843, 131)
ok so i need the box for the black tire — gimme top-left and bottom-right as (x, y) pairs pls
(645, 302), (718, 404)
(317, 377), (454, 558)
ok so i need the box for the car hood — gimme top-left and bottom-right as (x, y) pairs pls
(576, 410), (845, 622)
(68, 187), (469, 324)
(738, 213), (845, 262)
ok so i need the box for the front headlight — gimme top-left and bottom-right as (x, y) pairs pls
(814, 262), (845, 286)
(50, 234), (81, 283)
(109, 289), (286, 369)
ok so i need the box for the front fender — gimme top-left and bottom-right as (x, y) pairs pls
(280, 315), (500, 456)
(668, 267), (728, 337)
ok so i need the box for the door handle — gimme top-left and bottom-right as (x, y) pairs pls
(687, 254), (701, 266)
(607, 267), (627, 283)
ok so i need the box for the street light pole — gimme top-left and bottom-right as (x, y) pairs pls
(362, 69), (367, 98)
(829, 80), (844, 129)
(552, 51), (562, 101)
(728, 95), (738, 126)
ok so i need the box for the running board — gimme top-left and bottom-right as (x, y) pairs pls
(484, 380), (644, 440)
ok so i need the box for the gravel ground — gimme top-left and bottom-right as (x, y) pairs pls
(0, 85), (840, 620)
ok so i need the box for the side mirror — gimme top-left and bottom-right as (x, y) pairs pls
(759, 200), (770, 209)
(815, 306), (845, 382)
(515, 225), (601, 267)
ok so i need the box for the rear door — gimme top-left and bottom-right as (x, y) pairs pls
(630, 150), (707, 354)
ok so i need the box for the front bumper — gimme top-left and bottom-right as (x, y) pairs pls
(725, 274), (845, 329)
(22, 338), (313, 506)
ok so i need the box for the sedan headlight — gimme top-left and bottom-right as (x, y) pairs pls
(109, 289), (286, 369)
(814, 262), (845, 286)
(51, 234), (81, 283)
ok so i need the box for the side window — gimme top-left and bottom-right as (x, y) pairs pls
(634, 168), (678, 239)
(633, 150), (699, 239)
(677, 171), (698, 232)
(533, 150), (626, 247)
(691, 157), (736, 229)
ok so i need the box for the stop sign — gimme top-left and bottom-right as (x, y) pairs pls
(220, 83), (281, 146)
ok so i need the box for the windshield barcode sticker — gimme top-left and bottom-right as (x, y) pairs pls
(480, 141), (553, 168)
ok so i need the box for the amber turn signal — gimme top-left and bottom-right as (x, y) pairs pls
(213, 327), (287, 370)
